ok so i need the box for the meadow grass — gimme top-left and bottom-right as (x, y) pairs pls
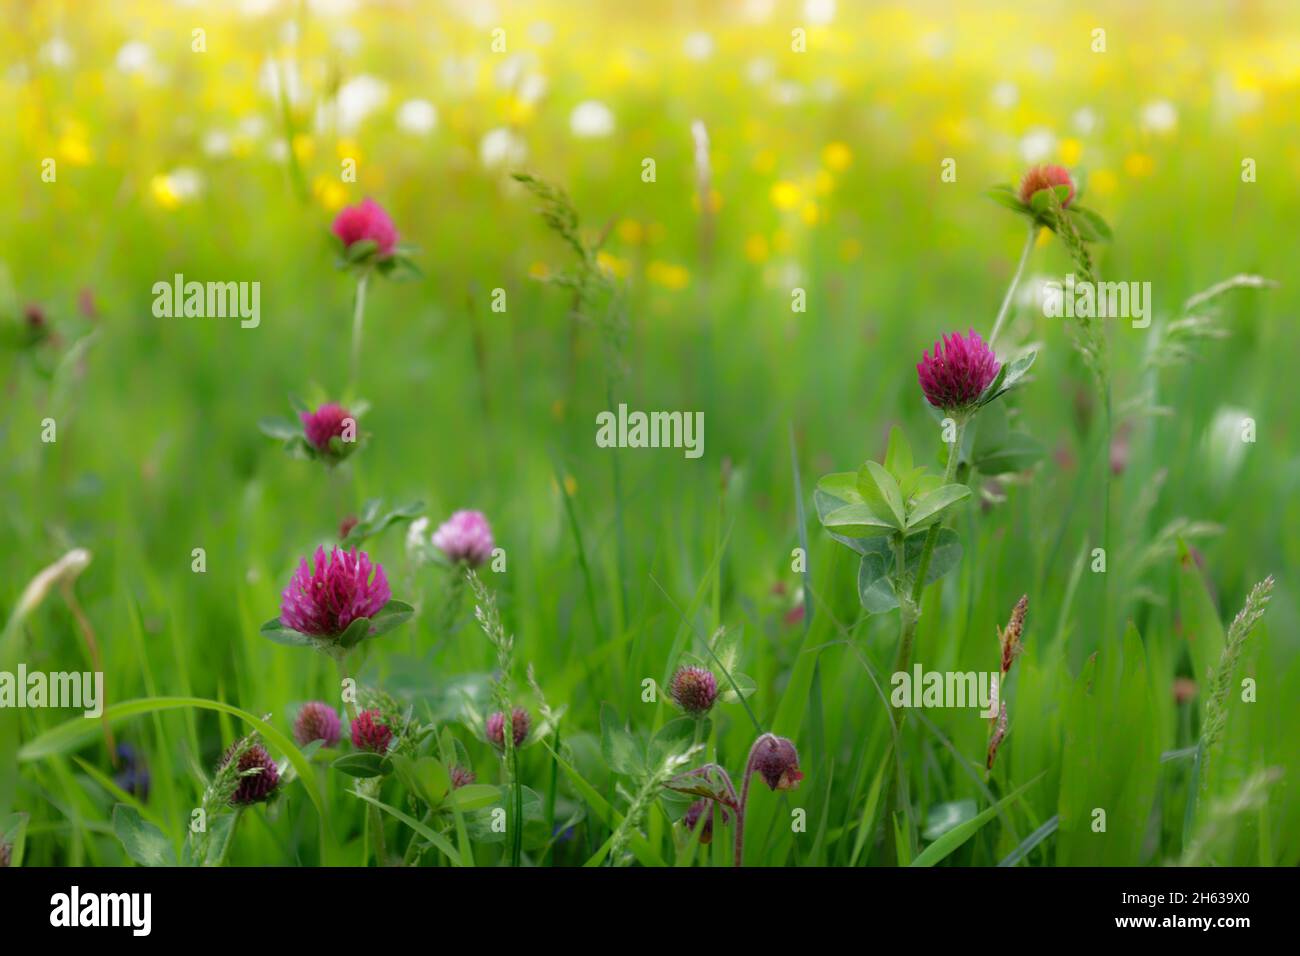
(1, 0), (1297, 867)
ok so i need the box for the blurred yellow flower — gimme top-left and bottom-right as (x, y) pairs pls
(313, 175), (349, 211)
(336, 138), (363, 162)
(744, 233), (769, 262)
(597, 250), (630, 278)
(822, 141), (853, 172)
(292, 133), (314, 163)
(616, 219), (644, 244)
(57, 131), (93, 166)
(771, 180), (801, 210)
(752, 149), (776, 174)
(1060, 137), (1082, 166)
(1090, 168), (1118, 197)
(529, 261), (551, 279)
(1035, 226), (1053, 248)
(1124, 153), (1155, 177)
(646, 260), (690, 290)
(800, 201), (820, 226)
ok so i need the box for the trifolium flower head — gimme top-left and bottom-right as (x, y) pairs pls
(222, 743), (280, 806)
(1018, 163), (1075, 208)
(350, 708), (393, 754)
(279, 547), (391, 639)
(916, 329), (1001, 411)
(332, 197), (398, 259)
(450, 765), (476, 789)
(299, 403), (356, 462)
(432, 510), (494, 568)
(670, 665), (718, 716)
(486, 706), (530, 749)
(293, 701), (342, 747)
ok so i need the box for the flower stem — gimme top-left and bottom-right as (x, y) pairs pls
(732, 733), (773, 867)
(348, 271), (370, 397)
(989, 222), (1036, 348)
(906, 413), (968, 615)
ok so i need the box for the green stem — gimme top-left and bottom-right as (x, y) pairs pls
(988, 222), (1036, 347)
(349, 271), (369, 397)
(907, 413), (968, 612)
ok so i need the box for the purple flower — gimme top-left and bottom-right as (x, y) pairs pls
(670, 666), (718, 715)
(432, 510), (495, 567)
(486, 707), (530, 749)
(223, 744), (280, 806)
(332, 197), (399, 258)
(748, 734), (803, 792)
(279, 546), (391, 638)
(450, 765), (476, 789)
(351, 708), (393, 754)
(682, 798), (729, 844)
(293, 701), (342, 747)
(113, 743), (151, 800)
(916, 329), (1001, 410)
(300, 403), (355, 456)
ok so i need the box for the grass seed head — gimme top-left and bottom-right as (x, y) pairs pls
(998, 594), (1028, 676)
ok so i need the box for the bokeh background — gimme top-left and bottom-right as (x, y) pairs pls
(2, 0), (1297, 866)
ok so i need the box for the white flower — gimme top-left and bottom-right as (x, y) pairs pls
(1141, 100), (1178, 134)
(396, 99), (438, 136)
(336, 75), (389, 133)
(202, 130), (232, 157)
(479, 127), (527, 169)
(40, 37), (74, 69)
(683, 32), (715, 61)
(406, 517), (431, 563)
(116, 41), (152, 75)
(1019, 128), (1056, 163)
(804, 0), (835, 26)
(570, 100), (614, 138)
(990, 81), (1018, 109)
